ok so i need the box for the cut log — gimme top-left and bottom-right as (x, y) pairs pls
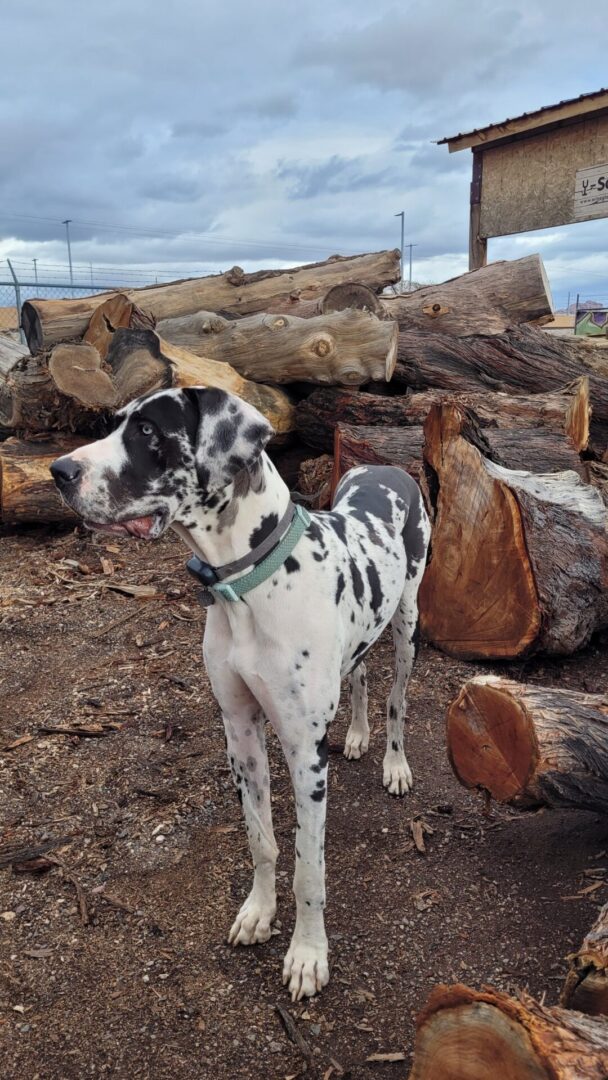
(265, 281), (384, 318)
(563, 903), (608, 1016)
(157, 308), (398, 386)
(396, 325), (608, 455)
(21, 250), (401, 352)
(82, 294), (155, 360)
(296, 378), (589, 454)
(334, 423), (424, 479)
(382, 254), (552, 335)
(0, 436), (84, 524)
(446, 675), (608, 813)
(419, 403), (608, 658)
(0, 331), (295, 437)
(408, 983), (608, 1080)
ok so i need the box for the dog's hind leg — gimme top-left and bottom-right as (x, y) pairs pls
(383, 576), (423, 796)
(343, 662), (369, 759)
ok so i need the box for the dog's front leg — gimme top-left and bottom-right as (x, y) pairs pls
(278, 728), (331, 1001)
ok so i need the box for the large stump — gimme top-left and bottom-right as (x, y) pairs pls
(382, 253), (553, 335)
(296, 379), (590, 455)
(563, 903), (608, 1016)
(21, 249), (400, 352)
(409, 983), (608, 1080)
(446, 675), (608, 813)
(0, 436), (84, 524)
(419, 403), (608, 658)
(157, 308), (398, 386)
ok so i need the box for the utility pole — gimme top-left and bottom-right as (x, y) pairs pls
(33, 258), (38, 285)
(404, 243), (418, 288)
(394, 211), (404, 285)
(62, 219), (73, 284)
(90, 263), (94, 287)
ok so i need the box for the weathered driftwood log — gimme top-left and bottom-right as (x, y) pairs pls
(0, 330), (295, 437)
(83, 294), (155, 359)
(563, 903), (608, 1016)
(383, 254), (553, 335)
(265, 281), (384, 318)
(21, 250), (401, 352)
(446, 675), (608, 813)
(396, 325), (608, 455)
(0, 436), (84, 524)
(296, 378), (590, 454)
(408, 983), (608, 1080)
(419, 404), (608, 658)
(157, 308), (398, 386)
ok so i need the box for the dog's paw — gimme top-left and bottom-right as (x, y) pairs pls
(343, 727), (369, 760)
(228, 893), (276, 946)
(282, 940), (329, 1001)
(382, 751), (413, 796)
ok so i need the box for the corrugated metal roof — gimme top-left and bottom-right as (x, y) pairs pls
(438, 88), (608, 147)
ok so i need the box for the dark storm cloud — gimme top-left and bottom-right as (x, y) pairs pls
(1, 0), (607, 301)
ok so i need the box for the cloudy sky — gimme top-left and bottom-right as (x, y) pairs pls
(1, 0), (608, 307)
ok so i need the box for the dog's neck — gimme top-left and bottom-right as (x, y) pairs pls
(172, 452), (291, 568)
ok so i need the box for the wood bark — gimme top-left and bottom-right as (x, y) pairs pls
(382, 254), (552, 335)
(419, 404), (608, 658)
(0, 436), (84, 524)
(296, 378), (590, 455)
(0, 330), (295, 437)
(20, 249), (401, 352)
(334, 423), (424, 481)
(297, 455), (334, 510)
(265, 281), (384, 318)
(157, 308), (398, 386)
(563, 903), (608, 1016)
(446, 675), (608, 813)
(408, 983), (608, 1080)
(395, 325), (608, 456)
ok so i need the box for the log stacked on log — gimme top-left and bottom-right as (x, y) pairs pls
(0, 436), (84, 524)
(408, 983), (608, 1079)
(21, 249), (401, 351)
(563, 903), (608, 1016)
(446, 675), (608, 812)
(419, 403), (608, 658)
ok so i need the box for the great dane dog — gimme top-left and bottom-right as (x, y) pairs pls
(51, 386), (431, 1000)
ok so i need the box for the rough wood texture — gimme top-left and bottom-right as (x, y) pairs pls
(0, 436), (84, 524)
(419, 404), (608, 658)
(265, 281), (383, 318)
(409, 982), (608, 1080)
(21, 250), (401, 352)
(157, 308), (398, 386)
(382, 254), (552, 335)
(447, 675), (608, 814)
(334, 422), (424, 478)
(296, 379), (589, 455)
(0, 331), (295, 437)
(83, 294), (156, 360)
(395, 325), (608, 455)
(297, 455), (333, 510)
(563, 903), (608, 1016)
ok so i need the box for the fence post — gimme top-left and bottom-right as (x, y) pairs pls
(6, 259), (27, 346)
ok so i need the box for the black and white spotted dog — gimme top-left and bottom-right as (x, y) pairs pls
(51, 387), (430, 1001)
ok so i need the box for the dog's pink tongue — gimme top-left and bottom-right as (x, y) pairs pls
(123, 515), (155, 539)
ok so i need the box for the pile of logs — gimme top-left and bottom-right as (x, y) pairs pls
(2, 247), (608, 662)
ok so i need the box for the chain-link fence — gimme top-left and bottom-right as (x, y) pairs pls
(0, 277), (123, 339)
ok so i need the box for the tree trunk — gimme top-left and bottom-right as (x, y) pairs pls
(409, 983), (608, 1080)
(296, 379), (590, 454)
(562, 903), (608, 1016)
(334, 422), (424, 478)
(419, 404), (608, 658)
(21, 250), (401, 352)
(382, 254), (553, 335)
(0, 436), (84, 524)
(157, 308), (398, 386)
(82, 294), (155, 359)
(395, 325), (608, 456)
(265, 281), (384, 318)
(446, 674), (608, 813)
(0, 330), (295, 437)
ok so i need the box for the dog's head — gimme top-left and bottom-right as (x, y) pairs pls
(50, 387), (274, 539)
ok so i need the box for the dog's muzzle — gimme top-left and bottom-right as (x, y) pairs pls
(50, 458), (82, 488)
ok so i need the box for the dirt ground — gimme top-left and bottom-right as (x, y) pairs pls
(1, 523), (608, 1080)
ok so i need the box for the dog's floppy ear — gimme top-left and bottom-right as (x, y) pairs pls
(182, 387), (274, 492)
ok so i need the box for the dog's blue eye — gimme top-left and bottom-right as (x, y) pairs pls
(139, 422), (154, 437)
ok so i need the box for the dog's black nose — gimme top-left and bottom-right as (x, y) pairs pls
(50, 458), (82, 486)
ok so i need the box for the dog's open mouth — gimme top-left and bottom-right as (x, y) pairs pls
(84, 513), (161, 540)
